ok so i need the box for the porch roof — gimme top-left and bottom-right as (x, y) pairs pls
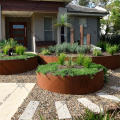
(66, 4), (108, 16)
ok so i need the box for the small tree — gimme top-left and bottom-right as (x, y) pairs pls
(54, 14), (72, 43)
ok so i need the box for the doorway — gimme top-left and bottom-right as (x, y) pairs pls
(9, 22), (27, 47)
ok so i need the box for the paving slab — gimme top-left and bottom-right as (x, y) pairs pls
(0, 83), (35, 120)
(78, 98), (103, 113)
(110, 86), (120, 91)
(96, 92), (120, 102)
(19, 101), (39, 120)
(55, 101), (72, 120)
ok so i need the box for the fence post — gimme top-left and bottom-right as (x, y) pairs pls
(80, 25), (83, 45)
(87, 34), (91, 46)
(71, 28), (74, 44)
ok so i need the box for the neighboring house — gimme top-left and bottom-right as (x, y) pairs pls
(0, 0), (108, 52)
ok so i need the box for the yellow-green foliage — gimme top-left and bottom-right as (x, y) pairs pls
(16, 45), (26, 55)
(76, 54), (85, 65)
(93, 49), (102, 56)
(82, 56), (92, 68)
(58, 53), (66, 65)
(41, 49), (51, 55)
(3, 44), (11, 55)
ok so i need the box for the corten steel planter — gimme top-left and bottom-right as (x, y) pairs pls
(39, 54), (120, 70)
(37, 70), (104, 95)
(0, 56), (38, 75)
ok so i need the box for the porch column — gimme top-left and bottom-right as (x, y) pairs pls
(2, 15), (6, 40)
(57, 7), (67, 44)
(0, 5), (2, 41)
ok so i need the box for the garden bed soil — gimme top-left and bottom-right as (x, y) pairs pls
(39, 53), (120, 70)
(0, 56), (38, 75)
(37, 70), (104, 95)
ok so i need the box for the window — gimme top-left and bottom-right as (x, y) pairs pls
(79, 17), (87, 27)
(83, 35), (87, 45)
(44, 17), (53, 41)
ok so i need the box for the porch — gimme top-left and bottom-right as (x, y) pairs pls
(0, 0), (69, 52)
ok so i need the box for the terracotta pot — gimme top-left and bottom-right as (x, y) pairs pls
(0, 56), (38, 75)
(37, 70), (104, 95)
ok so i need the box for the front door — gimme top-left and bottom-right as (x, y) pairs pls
(10, 22), (27, 47)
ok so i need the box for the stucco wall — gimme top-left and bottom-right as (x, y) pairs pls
(70, 16), (99, 45)
(33, 12), (57, 42)
(5, 17), (31, 50)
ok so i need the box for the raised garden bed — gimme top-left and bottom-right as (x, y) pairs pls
(39, 54), (120, 70)
(0, 53), (38, 75)
(37, 60), (106, 94)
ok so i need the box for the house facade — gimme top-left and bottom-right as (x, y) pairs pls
(0, 0), (107, 52)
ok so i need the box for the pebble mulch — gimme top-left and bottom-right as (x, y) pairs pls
(0, 68), (120, 120)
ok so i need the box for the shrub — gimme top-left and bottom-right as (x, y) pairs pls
(65, 57), (75, 68)
(93, 49), (102, 56)
(82, 56), (92, 68)
(76, 54), (85, 65)
(15, 45), (26, 55)
(3, 44), (11, 55)
(41, 49), (51, 55)
(58, 53), (66, 65)
(106, 44), (119, 55)
(0, 39), (18, 52)
(48, 46), (55, 53)
(97, 41), (107, 51)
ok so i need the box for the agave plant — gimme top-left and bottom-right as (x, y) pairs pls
(54, 14), (72, 43)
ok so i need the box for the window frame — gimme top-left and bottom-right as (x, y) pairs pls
(79, 17), (88, 28)
(44, 16), (54, 41)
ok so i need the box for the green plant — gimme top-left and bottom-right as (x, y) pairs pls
(97, 41), (107, 51)
(65, 57), (74, 68)
(76, 54), (85, 65)
(93, 49), (102, 56)
(48, 46), (55, 53)
(106, 44), (119, 55)
(0, 39), (18, 52)
(15, 45), (26, 55)
(41, 49), (51, 55)
(78, 109), (114, 120)
(0, 53), (37, 60)
(3, 44), (11, 55)
(58, 53), (66, 65)
(82, 56), (92, 68)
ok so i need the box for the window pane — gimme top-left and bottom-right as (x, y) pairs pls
(44, 17), (52, 30)
(13, 31), (24, 35)
(83, 36), (87, 45)
(14, 37), (24, 41)
(13, 25), (24, 29)
(79, 18), (87, 27)
(44, 31), (52, 41)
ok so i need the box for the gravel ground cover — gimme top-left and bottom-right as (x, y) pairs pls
(0, 68), (120, 120)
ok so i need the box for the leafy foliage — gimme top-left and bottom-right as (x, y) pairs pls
(47, 42), (89, 55)
(36, 62), (107, 79)
(0, 38), (18, 52)
(0, 53), (37, 60)
(106, 44), (119, 55)
(82, 56), (92, 68)
(93, 49), (102, 56)
(58, 53), (66, 65)
(41, 49), (51, 55)
(97, 41), (108, 51)
(78, 108), (114, 120)
(3, 44), (11, 55)
(65, 57), (75, 68)
(76, 54), (85, 65)
(16, 45), (26, 55)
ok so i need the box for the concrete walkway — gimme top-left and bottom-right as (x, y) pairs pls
(0, 83), (35, 120)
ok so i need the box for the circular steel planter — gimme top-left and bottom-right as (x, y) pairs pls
(39, 54), (120, 70)
(37, 70), (104, 95)
(0, 56), (38, 75)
